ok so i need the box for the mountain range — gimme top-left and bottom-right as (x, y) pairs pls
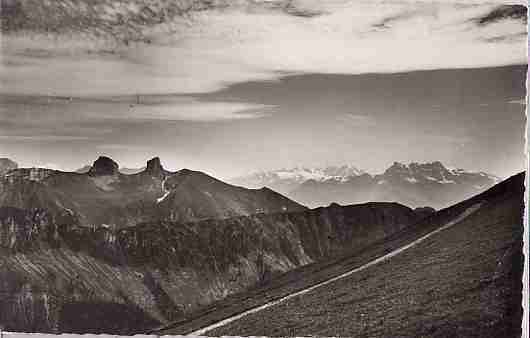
(0, 153), (523, 336)
(1, 156), (305, 229)
(230, 161), (500, 210)
(0, 158), (431, 333)
(230, 165), (366, 194)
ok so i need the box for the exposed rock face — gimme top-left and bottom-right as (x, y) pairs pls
(0, 158), (18, 175)
(0, 200), (421, 334)
(88, 156), (119, 176)
(145, 157), (164, 177)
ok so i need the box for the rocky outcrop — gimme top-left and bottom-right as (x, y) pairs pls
(88, 156), (119, 177)
(145, 157), (165, 178)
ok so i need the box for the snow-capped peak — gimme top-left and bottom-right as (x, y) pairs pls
(249, 165), (365, 183)
(381, 161), (499, 186)
(229, 165), (366, 192)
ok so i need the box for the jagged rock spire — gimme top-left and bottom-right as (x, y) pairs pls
(146, 157), (164, 177)
(88, 156), (119, 176)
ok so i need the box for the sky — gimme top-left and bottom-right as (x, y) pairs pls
(0, 0), (527, 179)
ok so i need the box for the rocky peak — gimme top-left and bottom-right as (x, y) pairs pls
(88, 156), (119, 176)
(145, 157), (164, 177)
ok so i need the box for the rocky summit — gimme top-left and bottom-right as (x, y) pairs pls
(145, 156), (165, 177)
(88, 156), (120, 176)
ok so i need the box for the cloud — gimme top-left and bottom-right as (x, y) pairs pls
(338, 113), (377, 126)
(121, 100), (274, 121)
(0, 135), (94, 141)
(0, 95), (273, 129)
(1, 1), (526, 97)
(96, 144), (152, 151)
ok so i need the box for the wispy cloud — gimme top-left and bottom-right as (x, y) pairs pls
(1, 2), (526, 97)
(0, 96), (273, 126)
(0, 135), (94, 141)
(96, 144), (152, 151)
(120, 100), (274, 121)
(338, 113), (377, 126)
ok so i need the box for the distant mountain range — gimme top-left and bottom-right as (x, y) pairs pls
(230, 162), (500, 210)
(1, 156), (306, 228)
(229, 165), (366, 194)
(3, 158), (500, 211)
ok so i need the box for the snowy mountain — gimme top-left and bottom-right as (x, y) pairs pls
(232, 162), (500, 210)
(229, 165), (366, 195)
(377, 161), (500, 188)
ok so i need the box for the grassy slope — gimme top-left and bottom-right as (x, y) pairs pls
(158, 172), (524, 337)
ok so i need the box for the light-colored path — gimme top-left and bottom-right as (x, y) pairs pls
(189, 203), (482, 336)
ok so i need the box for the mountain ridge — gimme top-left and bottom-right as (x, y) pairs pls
(231, 161), (500, 209)
(0, 156), (307, 228)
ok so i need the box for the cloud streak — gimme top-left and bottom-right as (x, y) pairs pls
(0, 135), (94, 141)
(1, 1), (526, 97)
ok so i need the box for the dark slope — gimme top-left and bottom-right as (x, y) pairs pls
(156, 168), (304, 222)
(0, 156), (306, 228)
(0, 199), (423, 334)
(159, 172), (524, 337)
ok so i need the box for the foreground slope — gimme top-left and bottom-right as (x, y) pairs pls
(159, 172), (524, 337)
(0, 196), (424, 333)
